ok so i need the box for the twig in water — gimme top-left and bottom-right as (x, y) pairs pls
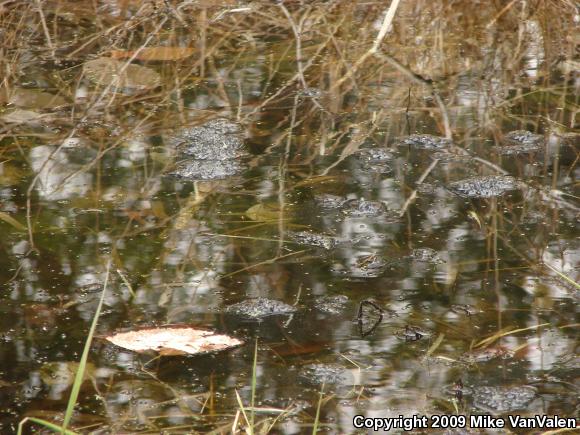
(374, 52), (452, 139)
(332, 0), (402, 89)
(399, 158), (440, 217)
(278, 3), (308, 89)
(35, 0), (54, 56)
(221, 249), (308, 279)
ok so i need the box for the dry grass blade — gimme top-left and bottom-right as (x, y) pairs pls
(250, 339), (258, 431)
(543, 263), (580, 290)
(540, 428), (579, 435)
(558, 323), (579, 330)
(0, 211), (26, 231)
(220, 249), (308, 279)
(399, 158), (439, 217)
(231, 410), (241, 434)
(475, 323), (550, 348)
(110, 47), (195, 61)
(332, 0), (402, 88)
(426, 333), (445, 357)
(116, 268), (136, 298)
(234, 389), (252, 435)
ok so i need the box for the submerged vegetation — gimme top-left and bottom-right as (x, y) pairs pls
(0, 0), (578, 433)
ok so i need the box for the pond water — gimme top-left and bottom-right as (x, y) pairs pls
(0, 1), (578, 433)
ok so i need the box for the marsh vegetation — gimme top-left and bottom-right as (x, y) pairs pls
(0, 0), (578, 433)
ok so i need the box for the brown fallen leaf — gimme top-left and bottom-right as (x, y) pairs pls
(9, 88), (68, 110)
(105, 326), (243, 356)
(0, 109), (45, 124)
(245, 203), (282, 221)
(0, 162), (25, 186)
(110, 47), (196, 61)
(83, 57), (161, 95)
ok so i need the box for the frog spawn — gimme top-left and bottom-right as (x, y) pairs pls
(398, 134), (452, 150)
(313, 193), (345, 210)
(355, 148), (393, 173)
(495, 130), (544, 155)
(225, 298), (297, 318)
(472, 385), (537, 413)
(335, 248), (443, 279)
(171, 160), (243, 181)
(381, 248), (443, 269)
(409, 248), (444, 264)
(341, 198), (388, 217)
(287, 230), (339, 250)
(167, 118), (247, 180)
(312, 194), (391, 218)
(299, 363), (352, 386)
(339, 253), (390, 278)
(313, 295), (349, 314)
(166, 118), (245, 160)
(447, 175), (519, 198)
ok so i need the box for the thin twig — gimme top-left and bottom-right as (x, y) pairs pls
(374, 52), (452, 139)
(278, 3), (308, 89)
(332, 0), (402, 89)
(35, 0), (54, 56)
(399, 158), (440, 217)
(221, 250), (308, 279)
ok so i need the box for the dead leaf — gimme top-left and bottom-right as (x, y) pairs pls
(174, 195), (207, 229)
(151, 200), (168, 219)
(0, 109), (45, 124)
(292, 175), (338, 188)
(105, 326), (243, 356)
(0, 162), (25, 186)
(559, 59), (580, 74)
(9, 88), (68, 110)
(245, 203), (282, 221)
(83, 57), (161, 95)
(110, 47), (196, 61)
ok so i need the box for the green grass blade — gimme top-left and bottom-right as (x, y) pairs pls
(62, 261), (111, 431)
(452, 398), (459, 415)
(0, 211), (26, 231)
(250, 338), (258, 432)
(312, 383), (325, 434)
(18, 417), (78, 435)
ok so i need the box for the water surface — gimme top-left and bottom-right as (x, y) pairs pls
(0, 1), (578, 433)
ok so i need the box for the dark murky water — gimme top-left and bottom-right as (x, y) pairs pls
(0, 1), (578, 433)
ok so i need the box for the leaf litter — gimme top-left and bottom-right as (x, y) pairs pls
(105, 326), (243, 356)
(83, 57), (161, 95)
(7, 88), (68, 110)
